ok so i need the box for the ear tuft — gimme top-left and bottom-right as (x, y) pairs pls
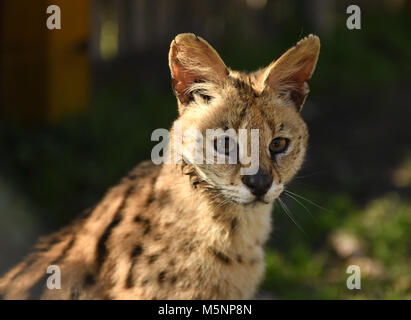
(259, 34), (320, 112)
(169, 33), (227, 105)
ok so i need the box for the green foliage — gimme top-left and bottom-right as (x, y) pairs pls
(263, 191), (411, 299)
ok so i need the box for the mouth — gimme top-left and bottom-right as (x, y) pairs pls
(230, 192), (273, 205)
(239, 195), (270, 205)
(215, 186), (277, 206)
(255, 197), (270, 204)
(247, 197), (270, 205)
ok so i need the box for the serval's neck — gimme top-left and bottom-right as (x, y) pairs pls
(156, 163), (274, 251)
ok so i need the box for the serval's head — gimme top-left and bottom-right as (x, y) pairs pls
(168, 33), (320, 206)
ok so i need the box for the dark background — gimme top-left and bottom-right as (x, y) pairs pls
(1, 0), (410, 299)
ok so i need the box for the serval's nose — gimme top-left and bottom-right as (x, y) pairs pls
(241, 169), (272, 198)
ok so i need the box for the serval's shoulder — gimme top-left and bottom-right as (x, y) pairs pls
(0, 160), (161, 299)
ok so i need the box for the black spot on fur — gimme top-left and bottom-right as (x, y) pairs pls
(131, 245), (143, 258)
(259, 108), (268, 120)
(146, 174), (159, 206)
(170, 275), (177, 285)
(125, 275), (133, 288)
(234, 79), (244, 89)
(236, 254), (243, 263)
(249, 258), (259, 265)
(84, 273), (96, 287)
(182, 241), (196, 253)
(148, 254), (159, 264)
(232, 78), (257, 100)
(239, 106), (247, 120)
(143, 225), (151, 235)
(158, 271), (167, 284)
(279, 123), (284, 131)
(134, 215), (151, 235)
(146, 193), (155, 205)
(96, 214), (121, 270)
(231, 218), (238, 232)
(141, 279), (149, 286)
(157, 189), (171, 208)
(134, 215), (143, 223)
(183, 282), (192, 290)
(125, 245), (143, 288)
(208, 247), (231, 264)
(95, 186), (134, 273)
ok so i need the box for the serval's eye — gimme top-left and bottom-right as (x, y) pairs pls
(269, 137), (289, 155)
(214, 136), (236, 156)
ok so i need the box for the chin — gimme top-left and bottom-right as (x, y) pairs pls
(234, 197), (271, 206)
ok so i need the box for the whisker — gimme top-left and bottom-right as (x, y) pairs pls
(284, 189), (332, 213)
(215, 198), (232, 209)
(209, 197), (224, 207)
(277, 198), (306, 235)
(283, 192), (315, 220)
(294, 171), (322, 180)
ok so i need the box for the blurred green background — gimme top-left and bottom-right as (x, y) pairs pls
(0, 0), (410, 299)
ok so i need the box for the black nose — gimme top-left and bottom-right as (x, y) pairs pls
(241, 169), (272, 198)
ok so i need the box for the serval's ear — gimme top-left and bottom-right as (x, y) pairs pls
(257, 35), (320, 112)
(169, 33), (228, 106)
